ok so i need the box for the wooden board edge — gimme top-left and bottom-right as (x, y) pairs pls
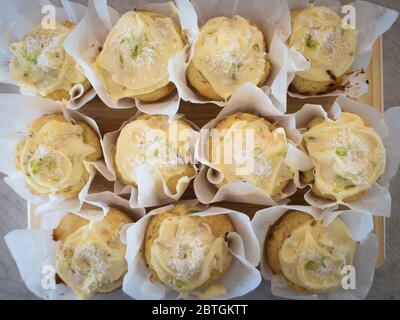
(371, 38), (385, 268)
(27, 202), (39, 230)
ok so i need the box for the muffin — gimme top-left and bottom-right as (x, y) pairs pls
(302, 112), (386, 202)
(114, 114), (197, 194)
(93, 11), (185, 103)
(187, 16), (270, 101)
(144, 203), (234, 298)
(15, 114), (102, 199)
(9, 20), (90, 101)
(288, 7), (359, 95)
(265, 211), (356, 293)
(54, 208), (133, 299)
(208, 112), (294, 197)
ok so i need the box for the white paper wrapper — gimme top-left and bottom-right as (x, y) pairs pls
(0, 0), (97, 110)
(4, 205), (145, 300)
(64, 0), (198, 118)
(101, 111), (200, 208)
(173, 0), (297, 112)
(0, 94), (117, 226)
(287, 0), (399, 99)
(194, 83), (313, 205)
(294, 96), (400, 217)
(251, 205), (377, 300)
(122, 200), (261, 300)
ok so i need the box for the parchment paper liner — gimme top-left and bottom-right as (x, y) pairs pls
(0, 94), (117, 227)
(251, 205), (377, 300)
(286, 0), (399, 99)
(194, 83), (313, 205)
(122, 199), (261, 300)
(174, 0), (298, 112)
(101, 111), (200, 208)
(4, 204), (145, 300)
(0, 0), (97, 110)
(294, 96), (400, 217)
(64, 0), (198, 118)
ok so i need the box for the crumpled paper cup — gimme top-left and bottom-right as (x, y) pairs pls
(294, 96), (400, 217)
(4, 205), (145, 300)
(194, 83), (313, 206)
(122, 199), (261, 300)
(0, 0), (97, 110)
(101, 111), (200, 208)
(287, 0), (399, 99)
(0, 94), (115, 226)
(64, 0), (198, 118)
(173, 0), (299, 112)
(251, 205), (378, 300)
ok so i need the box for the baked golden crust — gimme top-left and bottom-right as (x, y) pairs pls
(114, 114), (196, 193)
(265, 211), (313, 276)
(188, 59), (271, 101)
(41, 22), (91, 102)
(54, 208), (133, 298)
(54, 208), (132, 243)
(288, 8), (357, 95)
(135, 81), (176, 102)
(265, 211), (356, 293)
(301, 116), (373, 202)
(289, 9), (338, 96)
(53, 213), (88, 242)
(15, 114), (102, 199)
(115, 164), (134, 189)
(45, 79), (92, 102)
(187, 16), (271, 101)
(209, 112), (293, 197)
(187, 61), (224, 101)
(10, 20), (90, 101)
(289, 74), (344, 96)
(264, 211), (356, 294)
(188, 60), (270, 101)
(95, 10), (184, 103)
(144, 204), (234, 289)
(133, 11), (183, 102)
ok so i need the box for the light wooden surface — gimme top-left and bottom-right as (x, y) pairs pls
(358, 38), (386, 267)
(1, 0), (400, 300)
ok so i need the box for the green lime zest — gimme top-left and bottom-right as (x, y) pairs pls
(306, 34), (319, 49)
(305, 260), (317, 271)
(175, 280), (186, 289)
(22, 51), (38, 64)
(335, 147), (347, 157)
(320, 256), (327, 268)
(131, 42), (142, 60)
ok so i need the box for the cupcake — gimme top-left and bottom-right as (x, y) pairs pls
(265, 211), (356, 293)
(93, 11), (185, 103)
(187, 16), (270, 101)
(288, 7), (359, 95)
(54, 208), (133, 299)
(114, 114), (197, 194)
(208, 112), (294, 197)
(144, 203), (234, 298)
(15, 114), (102, 199)
(302, 112), (386, 202)
(9, 20), (90, 101)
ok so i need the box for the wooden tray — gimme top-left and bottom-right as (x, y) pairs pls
(28, 38), (385, 267)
